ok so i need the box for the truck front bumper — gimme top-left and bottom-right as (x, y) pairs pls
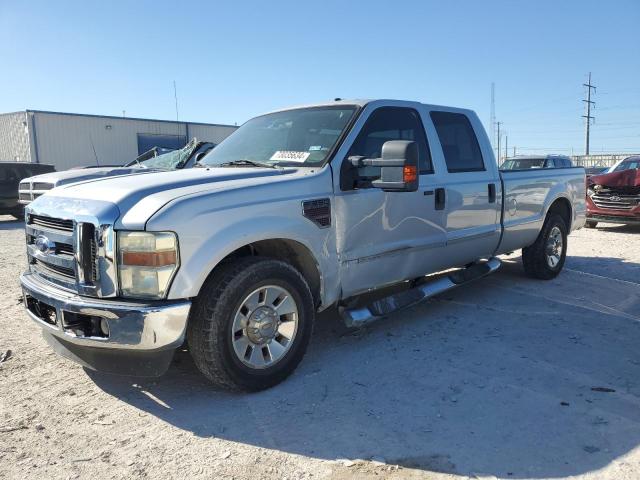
(20, 272), (191, 376)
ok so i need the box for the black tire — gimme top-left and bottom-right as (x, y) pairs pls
(585, 220), (598, 229)
(522, 214), (568, 280)
(187, 257), (315, 391)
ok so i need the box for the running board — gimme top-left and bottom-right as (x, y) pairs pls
(339, 257), (502, 328)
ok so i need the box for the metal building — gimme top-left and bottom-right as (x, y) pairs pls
(0, 110), (238, 170)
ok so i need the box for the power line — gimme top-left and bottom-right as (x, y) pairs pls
(582, 72), (596, 155)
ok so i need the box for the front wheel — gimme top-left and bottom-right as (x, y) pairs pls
(522, 214), (568, 280)
(187, 257), (315, 391)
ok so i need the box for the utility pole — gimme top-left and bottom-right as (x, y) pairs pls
(173, 80), (179, 121)
(582, 72), (596, 155)
(495, 121), (502, 162)
(513, 146), (516, 157)
(505, 135), (508, 160)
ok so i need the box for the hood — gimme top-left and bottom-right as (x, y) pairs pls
(35, 166), (297, 227)
(25, 166), (163, 187)
(589, 168), (640, 188)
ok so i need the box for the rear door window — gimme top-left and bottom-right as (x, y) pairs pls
(430, 111), (485, 172)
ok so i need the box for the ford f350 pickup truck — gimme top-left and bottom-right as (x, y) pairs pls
(20, 99), (586, 391)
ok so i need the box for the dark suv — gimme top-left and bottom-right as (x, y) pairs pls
(0, 162), (55, 218)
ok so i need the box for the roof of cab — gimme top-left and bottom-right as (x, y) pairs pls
(262, 98), (473, 116)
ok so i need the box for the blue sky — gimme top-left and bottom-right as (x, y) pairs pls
(1, 0), (639, 156)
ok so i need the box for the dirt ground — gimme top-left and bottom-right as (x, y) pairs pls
(1, 215), (639, 480)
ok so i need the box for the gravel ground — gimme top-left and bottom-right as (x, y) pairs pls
(0, 215), (639, 480)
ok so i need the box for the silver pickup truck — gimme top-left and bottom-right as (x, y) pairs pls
(20, 99), (586, 391)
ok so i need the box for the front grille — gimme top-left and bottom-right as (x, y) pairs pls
(90, 238), (97, 282)
(29, 214), (74, 233)
(591, 189), (640, 210)
(32, 182), (54, 191)
(19, 192), (31, 201)
(33, 258), (75, 280)
(56, 243), (74, 256)
(25, 212), (115, 297)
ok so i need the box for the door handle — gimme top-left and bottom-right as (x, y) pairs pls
(488, 183), (496, 203)
(435, 188), (446, 210)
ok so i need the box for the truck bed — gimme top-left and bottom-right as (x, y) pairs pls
(497, 167), (587, 254)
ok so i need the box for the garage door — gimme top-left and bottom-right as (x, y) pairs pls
(137, 134), (187, 155)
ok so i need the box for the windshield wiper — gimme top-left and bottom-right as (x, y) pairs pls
(218, 159), (278, 169)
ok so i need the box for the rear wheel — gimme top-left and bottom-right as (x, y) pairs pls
(522, 214), (568, 280)
(187, 257), (315, 391)
(585, 220), (598, 229)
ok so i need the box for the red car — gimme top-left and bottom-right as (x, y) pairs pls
(586, 155), (640, 228)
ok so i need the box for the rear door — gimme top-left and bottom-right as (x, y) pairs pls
(427, 110), (501, 264)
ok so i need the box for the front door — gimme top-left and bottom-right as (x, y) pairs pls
(333, 106), (447, 298)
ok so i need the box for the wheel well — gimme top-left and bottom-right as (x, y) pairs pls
(548, 197), (572, 228)
(210, 239), (322, 308)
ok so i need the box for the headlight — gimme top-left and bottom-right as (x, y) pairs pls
(117, 231), (179, 299)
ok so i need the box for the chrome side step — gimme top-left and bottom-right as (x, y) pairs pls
(339, 257), (502, 328)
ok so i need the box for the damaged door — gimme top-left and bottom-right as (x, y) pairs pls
(334, 106), (447, 298)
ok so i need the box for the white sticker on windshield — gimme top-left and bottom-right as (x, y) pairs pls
(270, 151), (310, 162)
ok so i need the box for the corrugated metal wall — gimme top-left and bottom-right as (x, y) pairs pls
(30, 112), (237, 170)
(0, 112), (32, 162)
(188, 123), (237, 145)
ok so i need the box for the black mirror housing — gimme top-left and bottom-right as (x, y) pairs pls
(371, 140), (419, 192)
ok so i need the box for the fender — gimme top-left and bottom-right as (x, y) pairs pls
(147, 197), (340, 306)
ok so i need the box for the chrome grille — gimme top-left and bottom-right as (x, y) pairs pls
(25, 200), (119, 298)
(56, 243), (74, 256)
(33, 258), (75, 280)
(29, 214), (74, 232)
(33, 182), (54, 191)
(18, 182), (54, 205)
(591, 189), (640, 210)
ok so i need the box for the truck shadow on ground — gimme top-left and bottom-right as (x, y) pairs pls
(89, 256), (640, 479)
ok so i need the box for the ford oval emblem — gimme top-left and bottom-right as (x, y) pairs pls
(35, 235), (54, 254)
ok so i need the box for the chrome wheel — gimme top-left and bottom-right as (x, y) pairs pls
(545, 226), (563, 269)
(231, 285), (299, 369)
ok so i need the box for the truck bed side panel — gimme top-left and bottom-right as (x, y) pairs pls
(497, 168), (586, 254)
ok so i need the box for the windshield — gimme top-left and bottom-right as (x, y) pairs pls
(135, 140), (199, 169)
(612, 158), (640, 172)
(501, 158), (545, 170)
(201, 106), (357, 168)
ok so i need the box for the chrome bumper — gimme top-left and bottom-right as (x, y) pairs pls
(21, 272), (191, 376)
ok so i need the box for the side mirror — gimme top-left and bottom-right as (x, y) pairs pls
(195, 151), (208, 163)
(370, 140), (419, 192)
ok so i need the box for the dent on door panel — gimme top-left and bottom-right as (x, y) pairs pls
(335, 190), (446, 296)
